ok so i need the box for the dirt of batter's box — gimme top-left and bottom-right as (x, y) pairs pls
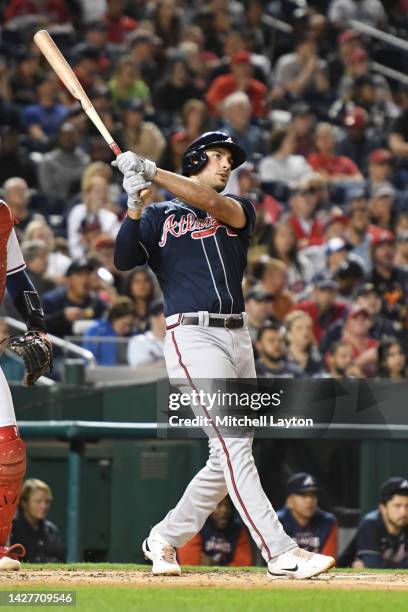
(0, 570), (408, 590)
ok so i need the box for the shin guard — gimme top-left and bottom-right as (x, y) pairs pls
(0, 425), (26, 546)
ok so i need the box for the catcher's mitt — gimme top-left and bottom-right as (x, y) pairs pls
(0, 331), (53, 386)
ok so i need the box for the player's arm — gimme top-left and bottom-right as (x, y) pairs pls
(113, 153), (247, 229)
(153, 168), (246, 229)
(6, 270), (47, 332)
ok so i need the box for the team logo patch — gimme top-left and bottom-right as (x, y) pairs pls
(159, 213), (237, 247)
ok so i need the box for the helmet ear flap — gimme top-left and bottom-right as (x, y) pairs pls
(182, 148), (208, 176)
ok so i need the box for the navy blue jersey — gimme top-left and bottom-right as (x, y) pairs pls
(277, 506), (337, 554)
(115, 196), (256, 316)
(356, 509), (408, 569)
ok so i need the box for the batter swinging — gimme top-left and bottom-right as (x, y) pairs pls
(113, 132), (335, 579)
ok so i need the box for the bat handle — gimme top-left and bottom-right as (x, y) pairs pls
(109, 141), (150, 200)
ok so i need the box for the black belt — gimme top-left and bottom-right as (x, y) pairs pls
(181, 314), (245, 329)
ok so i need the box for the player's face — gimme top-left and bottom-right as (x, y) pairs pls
(23, 490), (51, 521)
(382, 495), (408, 530)
(196, 147), (233, 192)
(288, 492), (318, 521)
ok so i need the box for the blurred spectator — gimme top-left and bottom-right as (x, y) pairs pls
(273, 32), (329, 105)
(21, 240), (55, 295)
(21, 74), (69, 148)
(127, 299), (165, 367)
(67, 176), (120, 259)
(287, 176), (327, 250)
(177, 496), (253, 567)
(338, 48), (392, 104)
(0, 126), (37, 186)
(180, 99), (211, 144)
(152, 0), (183, 49)
(290, 102), (316, 158)
(259, 127), (312, 188)
(369, 231), (408, 325)
(334, 257), (365, 302)
(83, 297), (135, 365)
(340, 305), (379, 375)
(104, 0), (137, 44)
(277, 473), (338, 557)
(325, 340), (356, 378)
(221, 92), (265, 160)
(328, 0), (388, 29)
(118, 99), (165, 163)
(9, 51), (42, 107)
(23, 219), (72, 283)
(256, 320), (302, 378)
(338, 107), (381, 173)
(129, 29), (161, 89)
(38, 122), (90, 202)
(108, 56), (151, 109)
(366, 149), (395, 195)
(154, 58), (203, 122)
(5, 0), (72, 23)
(245, 287), (274, 345)
(308, 123), (363, 182)
(124, 268), (156, 333)
(10, 478), (65, 564)
(339, 477), (408, 569)
(206, 51), (267, 118)
(3, 177), (45, 237)
(253, 257), (294, 322)
(388, 87), (408, 163)
(344, 191), (372, 272)
(42, 257), (107, 338)
(377, 338), (407, 380)
(395, 232), (408, 270)
(327, 29), (362, 91)
(293, 276), (348, 344)
(284, 310), (324, 376)
(368, 184), (397, 232)
(268, 221), (315, 298)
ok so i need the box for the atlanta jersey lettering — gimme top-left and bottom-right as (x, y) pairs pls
(125, 195), (256, 316)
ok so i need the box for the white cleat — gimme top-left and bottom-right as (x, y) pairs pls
(267, 547), (335, 580)
(0, 544), (26, 571)
(142, 532), (181, 576)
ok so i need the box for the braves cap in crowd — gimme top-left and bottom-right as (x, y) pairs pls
(287, 473), (319, 495)
(380, 477), (408, 502)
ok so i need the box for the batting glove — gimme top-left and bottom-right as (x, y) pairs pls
(112, 151), (157, 181)
(123, 171), (151, 212)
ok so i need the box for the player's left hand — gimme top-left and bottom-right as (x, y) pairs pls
(112, 151), (157, 181)
(0, 331), (53, 386)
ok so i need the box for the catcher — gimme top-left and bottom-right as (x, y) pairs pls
(0, 200), (53, 570)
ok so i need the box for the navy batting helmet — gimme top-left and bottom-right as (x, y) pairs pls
(182, 131), (246, 176)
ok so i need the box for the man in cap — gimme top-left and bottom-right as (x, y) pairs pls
(369, 231), (408, 325)
(277, 473), (338, 558)
(245, 287), (274, 346)
(339, 477), (408, 568)
(42, 258), (107, 338)
(293, 275), (348, 344)
(366, 149), (394, 194)
(255, 320), (302, 378)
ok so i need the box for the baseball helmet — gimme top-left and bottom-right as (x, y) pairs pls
(182, 131), (246, 176)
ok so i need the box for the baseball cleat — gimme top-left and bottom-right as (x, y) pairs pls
(267, 547), (335, 580)
(0, 544), (26, 571)
(142, 532), (181, 576)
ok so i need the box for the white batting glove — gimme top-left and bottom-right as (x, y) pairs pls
(112, 151), (157, 181)
(123, 171), (151, 212)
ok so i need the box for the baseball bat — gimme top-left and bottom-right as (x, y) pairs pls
(33, 30), (149, 199)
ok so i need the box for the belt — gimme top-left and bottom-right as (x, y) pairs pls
(181, 314), (245, 329)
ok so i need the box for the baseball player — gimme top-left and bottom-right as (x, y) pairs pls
(0, 200), (53, 570)
(113, 131), (335, 579)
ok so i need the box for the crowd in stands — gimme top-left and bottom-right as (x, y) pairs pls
(0, 0), (408, 378)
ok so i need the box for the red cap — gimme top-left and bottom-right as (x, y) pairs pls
(368, 149), (393, 164)
(348, 305), (370, 319)
(371, 229), (395, 249)
(231, 51), (251, 65)
(344, 106), (366, 128)
(338, 29), (360, 44)
(351, 48), (368, 63)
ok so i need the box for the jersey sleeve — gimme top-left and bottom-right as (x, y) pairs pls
(114, 205), (162, 271)
(6, 229), (25, 275)
(226, 195), (256, 238)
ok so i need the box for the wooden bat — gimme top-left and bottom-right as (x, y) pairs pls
(33, 30), (149, 199)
